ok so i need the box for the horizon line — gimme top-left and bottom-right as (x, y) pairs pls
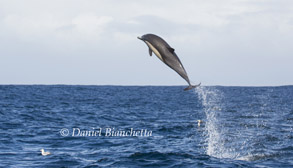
(0, 84), (292, 87)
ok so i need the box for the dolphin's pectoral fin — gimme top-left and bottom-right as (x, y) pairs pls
(148, 48), (152, 56)
(168, 47), (175, 53)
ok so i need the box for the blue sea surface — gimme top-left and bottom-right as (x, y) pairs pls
(0, 85), (292, 167)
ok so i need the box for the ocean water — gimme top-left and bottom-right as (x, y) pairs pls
(0, 85), (292, 167)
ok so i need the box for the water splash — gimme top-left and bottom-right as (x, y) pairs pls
(195, 86), (238, 159)
(194, 86), (285, 161)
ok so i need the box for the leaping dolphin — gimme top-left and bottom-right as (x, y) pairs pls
(138, 34), (200, 91)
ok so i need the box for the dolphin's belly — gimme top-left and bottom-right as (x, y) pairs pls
(145, 41), (163, 61)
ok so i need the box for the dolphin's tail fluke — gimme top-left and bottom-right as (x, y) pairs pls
(184, 83), (201, 91)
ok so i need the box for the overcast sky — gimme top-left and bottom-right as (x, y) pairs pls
(0, 0), (292, 86)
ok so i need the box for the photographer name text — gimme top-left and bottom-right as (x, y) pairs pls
(60, 127), (152, 137)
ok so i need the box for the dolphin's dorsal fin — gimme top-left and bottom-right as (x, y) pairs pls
(149, 48), (152, 56)
(168, 47), (175, 53)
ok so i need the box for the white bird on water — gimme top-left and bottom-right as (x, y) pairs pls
(40, 149), (51, 156)
(197, 120), (203, 127)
